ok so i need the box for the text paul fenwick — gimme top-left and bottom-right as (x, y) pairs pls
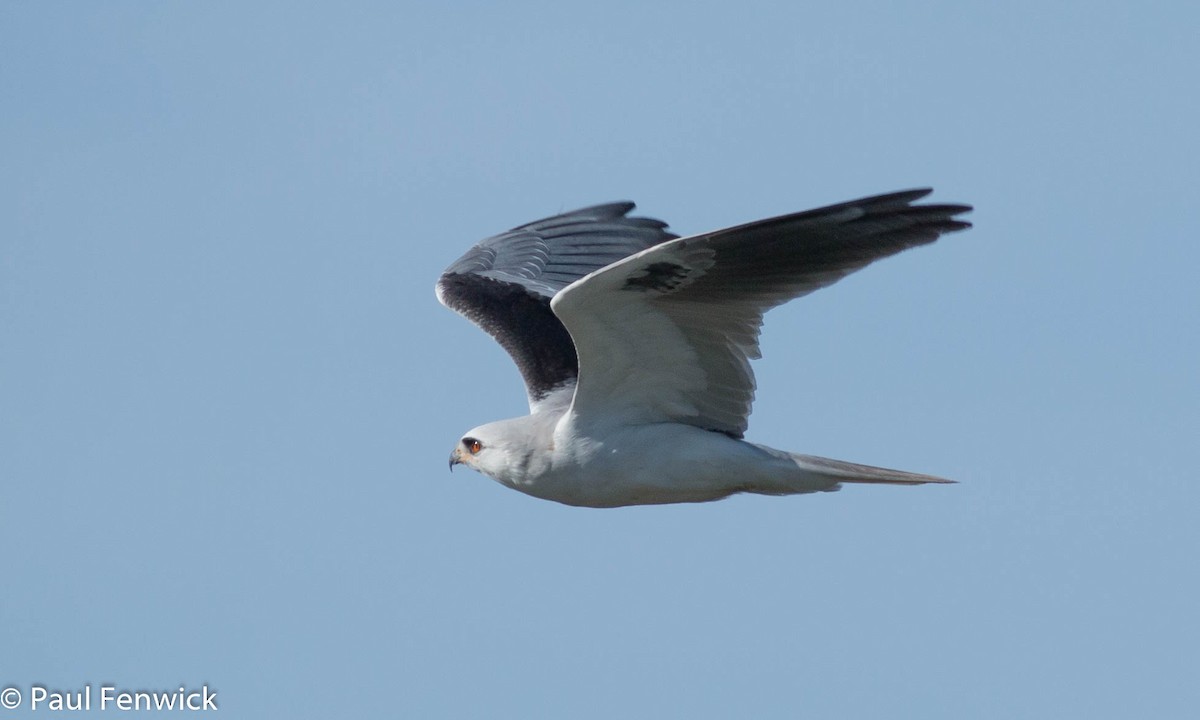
(1, 684), (217, 712)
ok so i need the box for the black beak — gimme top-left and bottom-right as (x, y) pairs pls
(449, 448), (460, 472)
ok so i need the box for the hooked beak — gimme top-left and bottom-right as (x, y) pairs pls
(449, 446), (462, 472)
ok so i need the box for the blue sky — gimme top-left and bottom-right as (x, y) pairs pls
(2, 1), (1197, 717)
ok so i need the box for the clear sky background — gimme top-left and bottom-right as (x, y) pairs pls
(2, 2), (1197, 718)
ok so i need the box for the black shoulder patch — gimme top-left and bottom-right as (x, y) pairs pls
(623, 262), (692, 293)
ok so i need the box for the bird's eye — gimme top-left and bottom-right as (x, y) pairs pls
(464, 437), (482, 454)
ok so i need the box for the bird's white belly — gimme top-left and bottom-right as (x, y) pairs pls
(522, 423), (795, 508)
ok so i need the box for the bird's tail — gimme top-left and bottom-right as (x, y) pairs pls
(749, 443), (954, 492)
(787, 452), (955, 486)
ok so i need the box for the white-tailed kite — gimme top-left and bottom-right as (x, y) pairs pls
(437, 189), (972, 507)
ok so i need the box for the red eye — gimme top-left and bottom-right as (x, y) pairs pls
(465, 438), (482, 454)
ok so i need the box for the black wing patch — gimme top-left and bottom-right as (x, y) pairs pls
(623, 262), (693, 293)
(437, 202), (677, 403)
(437, 273), (578, 402)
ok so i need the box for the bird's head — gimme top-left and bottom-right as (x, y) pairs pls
(448, 415), (551, 486)
(448, 421), (515, 481)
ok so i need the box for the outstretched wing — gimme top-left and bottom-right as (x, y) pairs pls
(436, 202), (677, 410)
(550, 189), (973, 437)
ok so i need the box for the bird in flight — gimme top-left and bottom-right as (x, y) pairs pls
(437, 189), (972, 507)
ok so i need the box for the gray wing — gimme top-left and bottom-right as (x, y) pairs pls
(436, 202), (677, 408)
(551, 189), (973, 436)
